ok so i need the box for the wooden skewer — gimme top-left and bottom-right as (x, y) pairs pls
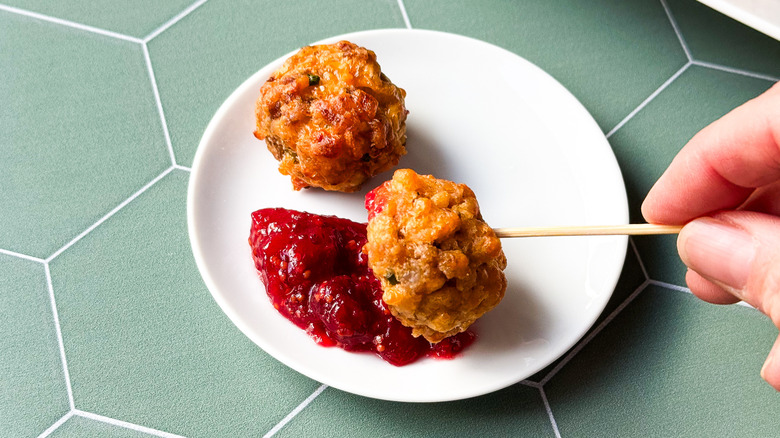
(493, 223), (683, 238)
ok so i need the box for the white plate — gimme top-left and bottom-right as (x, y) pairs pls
(188, 29), (629, 402)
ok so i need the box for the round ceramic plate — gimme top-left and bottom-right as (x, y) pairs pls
(188, 29), (628, 402)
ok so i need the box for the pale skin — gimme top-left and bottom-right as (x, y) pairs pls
(643, 81), (780, 390)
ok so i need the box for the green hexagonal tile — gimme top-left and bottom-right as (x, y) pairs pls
(147, 0), (406, 168)
(596, 241), (648, 326)
(667, 0), (780, 78)
(545, 285), (780, 437)
(403, 0), (688, 133)
(608, 65), (775, 285)
(276, 384), (555, 437)
(0, 254), (69, 437)
(48, 171), (321, 437)
(50, 415), (154, 438)
(1, 0), (196, 39)
(0, 12), (170, 260)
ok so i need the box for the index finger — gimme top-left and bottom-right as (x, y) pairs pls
(642, 82), (780, 225)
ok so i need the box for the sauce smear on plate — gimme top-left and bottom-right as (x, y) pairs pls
(249, 208), (474, 366)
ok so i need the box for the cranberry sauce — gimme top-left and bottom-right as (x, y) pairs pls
(249, 208), (474, 366)
(364, 182), (388, 221)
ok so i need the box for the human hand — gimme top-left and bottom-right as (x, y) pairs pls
(642, 81), (780, 390)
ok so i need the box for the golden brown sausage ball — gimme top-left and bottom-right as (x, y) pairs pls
(364, 169), (507, 343)
(254, 41), (408, 192)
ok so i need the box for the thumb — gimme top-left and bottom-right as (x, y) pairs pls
(677, 211), (780, 389)
(677, 211), (780, 316)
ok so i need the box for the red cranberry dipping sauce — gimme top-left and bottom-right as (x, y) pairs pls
(249, 208), (475, 366)
(364, 181), (388, 221)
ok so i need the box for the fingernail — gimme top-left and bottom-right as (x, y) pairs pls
(677, 218), (756, 293)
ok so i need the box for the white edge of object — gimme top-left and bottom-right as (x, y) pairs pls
(698, 0), (780, 41)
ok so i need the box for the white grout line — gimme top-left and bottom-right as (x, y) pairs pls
(629, 237), (650, 281)
(659, 0), (693, 62)
(396, 0), (412, 29)
(605, 62), (690, 139)
(691, 60), (780, 83)
(540, 280), (651, 386)
(648, 279), (755, 308)
(0, 3), (142, 43)
(262, 384), (328, 438)
(647, 279), (691, 294)
(538, 387), (562, 438)
(0, 247), (45, 264)
(36, 410), (74, 438)
(143, 0), (209, 43)
(44, 263), (76, 411)
(519, 379), (541, 388)
(142, 42), (177, 167)
(174, 164), (192, 172)
(74, 410), (188, 438)
(46, 166), (175, 263)
(659, 0), (777, 83)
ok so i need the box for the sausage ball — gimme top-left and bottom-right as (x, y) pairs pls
(254, 41), (408, 192)
(364, 169), (507, 343)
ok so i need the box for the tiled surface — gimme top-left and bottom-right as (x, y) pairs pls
(147, 0), (405, 167)
(404, 0), (689, 133)
(0, 255), (68, 437)
(276, 384), (555, 437)
(50, 415), (154, 438)
(669, 0), (780, 76)
(49, 171), (322, 437)
(546, 286), (780, 437)
(0, 11), (170, 259)
(1, 1), (778, 437)
(0, 0), (197, 38)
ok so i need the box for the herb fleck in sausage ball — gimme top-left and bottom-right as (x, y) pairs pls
(254, 41), (408, 192)
(364, 169), (507, 343)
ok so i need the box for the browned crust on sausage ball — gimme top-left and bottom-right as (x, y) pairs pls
(254, 41), (408, 192)
(365, 169), (507, 343)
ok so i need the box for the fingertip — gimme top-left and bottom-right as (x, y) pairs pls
(761, 336), (780, 391)
(641, 171), (694, 225)
(641, 181), (677, 225)
(640, 194), (658, 224)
